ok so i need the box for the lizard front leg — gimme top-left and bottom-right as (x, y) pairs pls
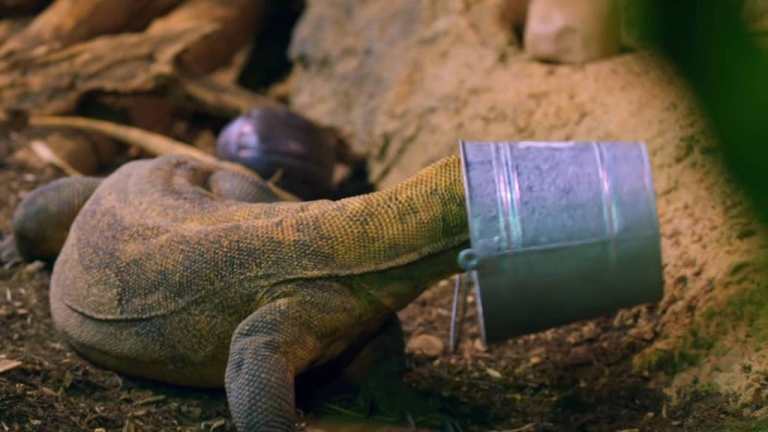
(226, 282), (383, 431)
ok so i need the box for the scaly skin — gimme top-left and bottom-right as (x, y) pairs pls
(17, 153), (468, 430)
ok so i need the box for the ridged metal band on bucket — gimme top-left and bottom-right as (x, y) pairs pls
(458, 141), (663, 344)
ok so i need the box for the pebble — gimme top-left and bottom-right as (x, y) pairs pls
(565, 346), (592, 366)
(406, 334), (444, 358)
(524, 0), (621, 64)
(486, 368), (503, 379)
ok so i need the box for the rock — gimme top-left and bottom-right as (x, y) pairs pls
(407, 334), (445, 358)
(524, 0), (621, 64)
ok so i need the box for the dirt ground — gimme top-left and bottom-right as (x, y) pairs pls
(0, 154), (766, 431)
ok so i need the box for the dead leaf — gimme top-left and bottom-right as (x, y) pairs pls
(0, 359), (21, 374)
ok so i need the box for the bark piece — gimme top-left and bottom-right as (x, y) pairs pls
(0, 0), (181, 55)
(0, 24), (214, 114)
(146, 0), (267, 75)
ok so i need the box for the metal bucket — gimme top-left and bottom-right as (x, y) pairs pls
(458, 141), (663, 343)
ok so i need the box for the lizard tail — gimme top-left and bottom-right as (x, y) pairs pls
(13, 176), (102, 262)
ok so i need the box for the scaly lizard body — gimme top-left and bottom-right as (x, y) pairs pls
(17, 151), (467, 430)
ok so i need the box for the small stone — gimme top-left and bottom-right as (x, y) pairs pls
(529, 355), (544, 366)
(407, 334), (444, 358)
(565, 346), (592, 366)
(524, 0), (621, 64)
(486, 368), (503, 379)
(474, 338), (488, 352)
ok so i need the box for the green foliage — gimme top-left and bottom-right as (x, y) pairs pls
(641, 282), (768, 376)
(641, 335), (709, 376)
(715, 418), (768, 432)
(638, 0), (768, 226)
(720, 288), (768, 342)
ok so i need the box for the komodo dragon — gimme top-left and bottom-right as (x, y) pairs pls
(11, 116), (469, 430)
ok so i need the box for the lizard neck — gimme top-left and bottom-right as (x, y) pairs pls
(335, 155), (469, 310)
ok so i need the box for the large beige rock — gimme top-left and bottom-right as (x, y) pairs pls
(523, 0), (621, 64)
